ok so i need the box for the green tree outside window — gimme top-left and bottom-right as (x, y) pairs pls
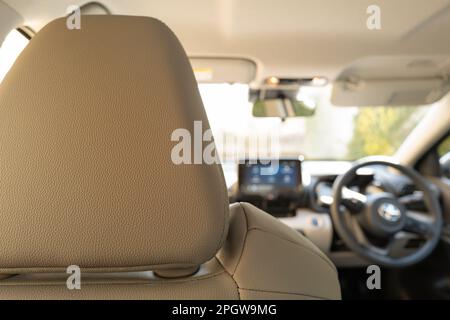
(347, 106), (428, 159)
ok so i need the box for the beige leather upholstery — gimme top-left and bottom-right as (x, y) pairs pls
(0, 15), (340, 299)
(0, 203), (340, 300)
(218, 203), (341, 300)
(0, 16), (227, 273)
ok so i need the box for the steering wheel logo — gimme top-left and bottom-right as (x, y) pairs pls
(377, 203), (402, 223)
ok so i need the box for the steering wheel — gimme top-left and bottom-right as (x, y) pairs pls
(330, 157), (443, 267)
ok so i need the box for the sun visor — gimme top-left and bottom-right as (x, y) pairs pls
(190, 57), (256, 84)
(331, 55), (450, 106)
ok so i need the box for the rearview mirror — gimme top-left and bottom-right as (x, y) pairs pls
(252, 98), (316, 119)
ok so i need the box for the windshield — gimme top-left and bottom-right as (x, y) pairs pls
(0, 29), (29, 83)
(199, 84), (429, 162)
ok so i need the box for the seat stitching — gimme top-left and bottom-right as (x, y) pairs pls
(233, 203), (250, 275)
(239, 288), (333, 300)
(214, 257), (241, 300)
(210, 162), (229, 262)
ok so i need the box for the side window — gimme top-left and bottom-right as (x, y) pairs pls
(0, 29), (29, 83)
(438, 135), (450, 158)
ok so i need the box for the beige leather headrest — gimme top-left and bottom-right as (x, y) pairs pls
(0, 16), (228, 273)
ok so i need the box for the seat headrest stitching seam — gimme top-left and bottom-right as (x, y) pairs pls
(232, 203), (250, 275)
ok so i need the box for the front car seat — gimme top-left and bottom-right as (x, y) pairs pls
(0, 16), (340, 300)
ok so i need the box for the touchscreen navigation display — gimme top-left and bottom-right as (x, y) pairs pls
(238, 159), (302, 194)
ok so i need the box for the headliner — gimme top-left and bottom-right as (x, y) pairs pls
(4, 0), (450, 84)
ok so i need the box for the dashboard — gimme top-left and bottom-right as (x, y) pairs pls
(230, 158), (435, 267)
